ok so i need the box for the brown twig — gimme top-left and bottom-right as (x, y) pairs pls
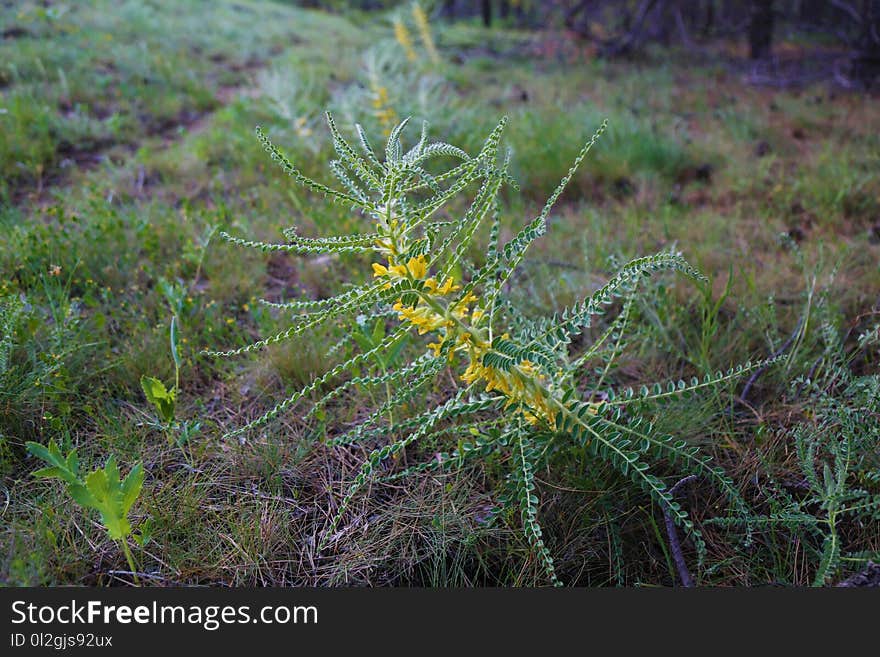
(741, 316), (804, 402)
(662, 474), (698, 588)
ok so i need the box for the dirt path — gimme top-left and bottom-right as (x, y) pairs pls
(17, 63), (265, 209)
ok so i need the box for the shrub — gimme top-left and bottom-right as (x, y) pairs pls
(207, 114), (771, 584)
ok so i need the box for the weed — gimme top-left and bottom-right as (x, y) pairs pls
(208, 115), (773, 584)
(25, 439), (147, 585)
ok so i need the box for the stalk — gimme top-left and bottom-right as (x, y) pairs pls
(120, 539), (140, 586)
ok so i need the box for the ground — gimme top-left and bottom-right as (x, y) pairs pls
(1, 0), (878, 586)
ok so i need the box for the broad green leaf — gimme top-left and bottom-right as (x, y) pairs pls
(68, 482), (99, 510)
(84, 467), (131, 540)
(30, 441), (144, 542)
(140, 375), (176, 424)
(371, 317), (385, 344)
(352, 332), (373, 353)
(66, 449), (78, 476)
(26, 441), (60, 467)
(105, 454), (121, 489)
(385, 334), (409, 366)
(121, 464), (145, 515)
(140, 375), (172, 403)
(32, 466), (64, 480)
(27, 440), (78, 484)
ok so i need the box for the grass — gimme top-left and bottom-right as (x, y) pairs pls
(2, 1), (879, 586)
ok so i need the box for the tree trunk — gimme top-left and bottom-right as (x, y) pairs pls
(500, 0), (510, 20)
(514, 0), (525, 25)
(702, 0), (715, 37)
(850, 0), (880, 87)
(482, 0), (492, 27)
(749, 0), (775, 59)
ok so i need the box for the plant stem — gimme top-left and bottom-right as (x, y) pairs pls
(383, 375), (395, 429)
(120, 539), (140, 586)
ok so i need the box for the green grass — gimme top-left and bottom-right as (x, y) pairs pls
(2, 1), (879, 586)
(0, 0), (369, 201)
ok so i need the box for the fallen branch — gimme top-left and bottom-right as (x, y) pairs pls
(741, 317), (804, 402)
(662, 475), (698, 588)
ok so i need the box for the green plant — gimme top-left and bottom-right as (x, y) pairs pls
(0, 284), (92, 442)
(208, 114), (773, 584)
(411, 1), (441, 65)
(141, 315), (200, 459)
(25, 439), (147, 585)
(793, 374), (880, 585)
(754, 293), (878, 585)
(714, 371), (880, 586)
(709, 252), (880, 585)
(141, 313), (182, 428)
(349, 313), (410, 425)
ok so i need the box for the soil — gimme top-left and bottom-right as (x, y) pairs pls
(838, 562), (880, 587)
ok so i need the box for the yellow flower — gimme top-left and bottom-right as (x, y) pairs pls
(393, 18), (418, 61)
(395, 303), (447, 334)
(370, 82), (398, 135)
(450, 290), (479, 320)
(438, 278), (460, 295)
(368, 210), (559, 426)
(373, 261), (407, 279)
(374, 237), (397, 257)
(406, 255), (427, 279)
(412, 2), (440, 64)
(424, 276), (460, 295)
(389, 263), (409, 278)
(460, 349), (557, 424)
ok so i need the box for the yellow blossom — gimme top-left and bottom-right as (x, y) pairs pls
(373, 261), (406, 280)
(393, 18), (418, 61)
(438, 278), (460, 294)
(393, 300), (447, 334)
(389, 263), (409, 278)
(412, 2), (440, 64)
(424, 276), (461, 296)
(374, 237), (397, 258)
(369, 197), (559, 427)
(406, 255), (427, 279)
(370, 82), (398, 136)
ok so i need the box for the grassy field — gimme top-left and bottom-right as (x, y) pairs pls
(2, 0), (879, 586)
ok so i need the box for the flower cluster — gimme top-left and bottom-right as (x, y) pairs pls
(411, 2), (440, 64)
(461, 351), (558, 425)
(369, 82), (398, 136)
(393, 17), (418, 62)
(370, 212), (558, 424)
(212, 115), (756, 585)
